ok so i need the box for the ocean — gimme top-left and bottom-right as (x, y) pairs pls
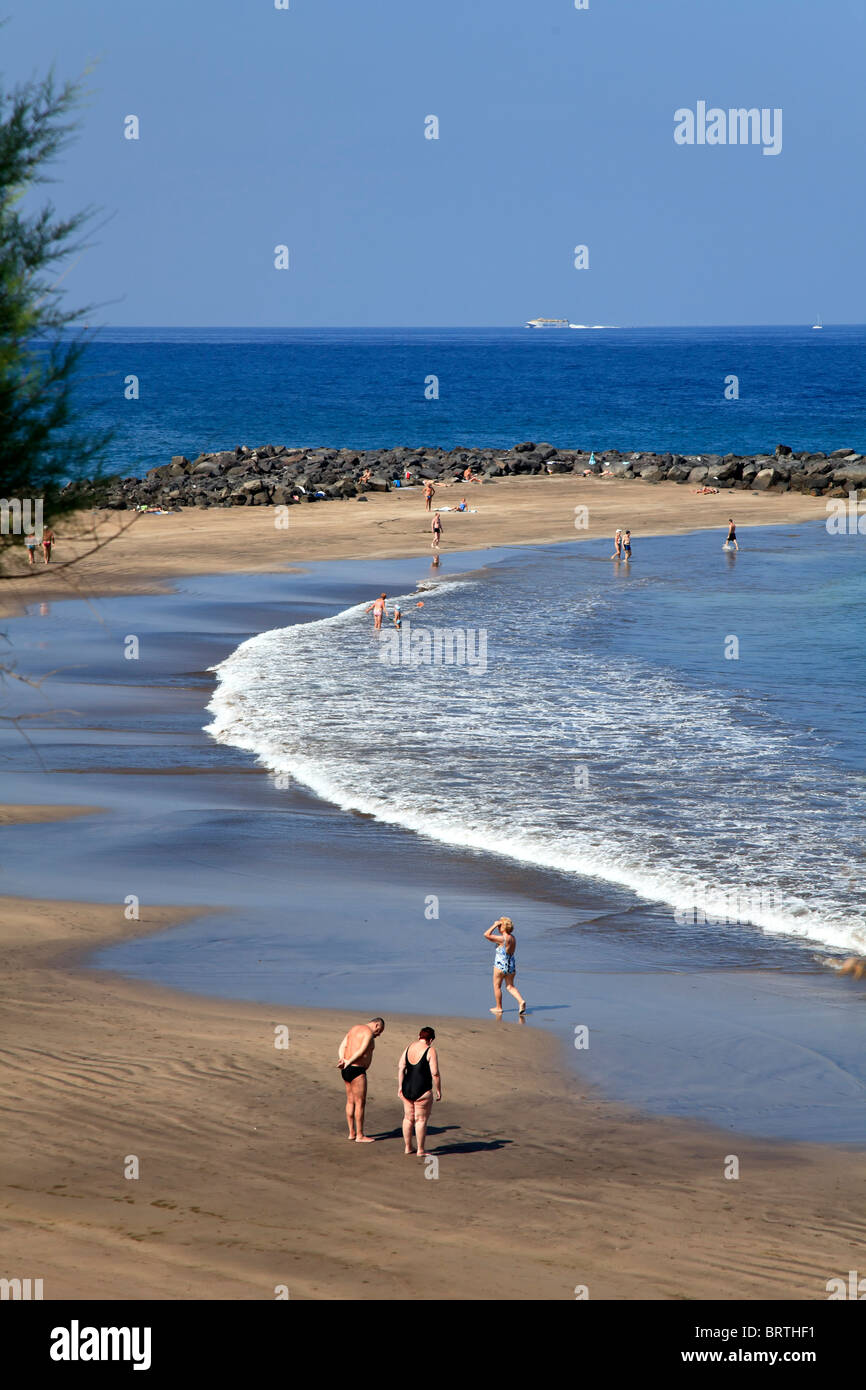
(75, 325), (866, 475)
(206, 525), (866, 963)
(6, 324), (864, 1140)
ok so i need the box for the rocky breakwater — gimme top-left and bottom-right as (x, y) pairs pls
(66, 442), (866, 511)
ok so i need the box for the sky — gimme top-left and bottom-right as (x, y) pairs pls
(3, 0), (865, 327)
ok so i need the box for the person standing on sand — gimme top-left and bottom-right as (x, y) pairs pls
(398, 1026), (442, 1157)
(337, 1017), (385, 1142)
(431, 512), (443, 549)
(41, 526), (56, 564)
(725, 518), (738, 550)
(365, 593), (388, 630)
(483, 917), (526, 1016)
(24, 532), (38, 566)
(424, 481), (435, 511)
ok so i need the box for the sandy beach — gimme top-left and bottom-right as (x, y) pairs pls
(1, 485), (863, 1302)
(1, 865), (864, 1302)
(0, 475), (829, 615)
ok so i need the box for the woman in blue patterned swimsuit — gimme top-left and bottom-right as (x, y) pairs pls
(483, 916), (526, 1016)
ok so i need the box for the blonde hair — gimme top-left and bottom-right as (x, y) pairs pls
(498, 917), (515, 933)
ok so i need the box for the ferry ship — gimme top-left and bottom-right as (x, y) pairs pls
(525, 316), (570, 328)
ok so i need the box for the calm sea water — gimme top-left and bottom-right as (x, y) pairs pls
(75, 325), (866, 475)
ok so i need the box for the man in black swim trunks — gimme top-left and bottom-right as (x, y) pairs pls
(337, 1017), (385, 1143)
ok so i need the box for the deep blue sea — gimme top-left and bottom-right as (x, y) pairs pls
(75, 326), (866, 476)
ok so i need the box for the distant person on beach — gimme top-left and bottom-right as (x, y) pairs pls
(431, 512), (443, 548)
(725, 519), (738, 550)
(424, 481), (435, 511)
(365, 593), (388, 630)
(24, 533), (38, 566)
(622, 529), (632, 560)
(611, 528), (623, 559)
(463, 465), (481, 484)
(455, 498), (468, 512)
(41, 526), (56, 564)
(392, 601), (403, 630)
(337, 1017), (385, 1142)
(483, 917), (526, 1015)
(398, 1026), (441, 1156)
(431, 553), (441, 568)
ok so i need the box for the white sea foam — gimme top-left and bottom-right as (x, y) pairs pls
(205, 576), (866, 958)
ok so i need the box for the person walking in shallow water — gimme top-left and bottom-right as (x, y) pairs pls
(398, 1026), (441, 1156)
(365, 593), (388, 630)
(724, 518), (738, 550)
(483, 916), (526, 1015)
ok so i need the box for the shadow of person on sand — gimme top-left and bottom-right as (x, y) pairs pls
(432, 1138), (513, 1155)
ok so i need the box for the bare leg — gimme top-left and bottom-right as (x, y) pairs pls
(344, 1085), (356, 1139)
(490, 968), (504, 1014)
(402, 1099), (416, 1154)
(353, 1076), (374, 1141)
(505, 975), (526, 1013)
(414, 1095), (433, 1156)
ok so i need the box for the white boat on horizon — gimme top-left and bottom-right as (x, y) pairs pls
(525, 316), (570, 328)
(812, 313), (823, 329)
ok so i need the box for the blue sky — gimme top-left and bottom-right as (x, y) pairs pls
(4, 0), (865, 326)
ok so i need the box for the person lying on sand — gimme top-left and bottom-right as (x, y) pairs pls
(398, 1026), (441, 1156)
(483, 917), (526, 1015)
(692, 486), (719, 495)
(337, 1017), (385, 1142)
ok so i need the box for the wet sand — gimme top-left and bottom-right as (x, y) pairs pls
(1, 491), (862, 1300)
(1, 876), (864, 1301)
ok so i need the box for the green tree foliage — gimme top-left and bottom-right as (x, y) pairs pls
(0, 66), (110, 562)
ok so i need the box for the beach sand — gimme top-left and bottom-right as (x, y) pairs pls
(1, 876), (864, 1301)
(0, 476), (828, 615)
(1, 485), (861, 1301)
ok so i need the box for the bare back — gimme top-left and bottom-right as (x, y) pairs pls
(342, 1023), (375, 1068)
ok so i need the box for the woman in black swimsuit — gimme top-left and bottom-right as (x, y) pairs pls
(398, 1026), (442, 1157)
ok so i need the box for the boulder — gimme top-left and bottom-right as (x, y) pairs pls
(752, 467), (778, 490)
(688, 465), (709, 484)
(831, 463), (866, 487)
(640, 465), (663, 482)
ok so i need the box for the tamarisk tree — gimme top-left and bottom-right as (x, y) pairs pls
(0, 66), (110, 567)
